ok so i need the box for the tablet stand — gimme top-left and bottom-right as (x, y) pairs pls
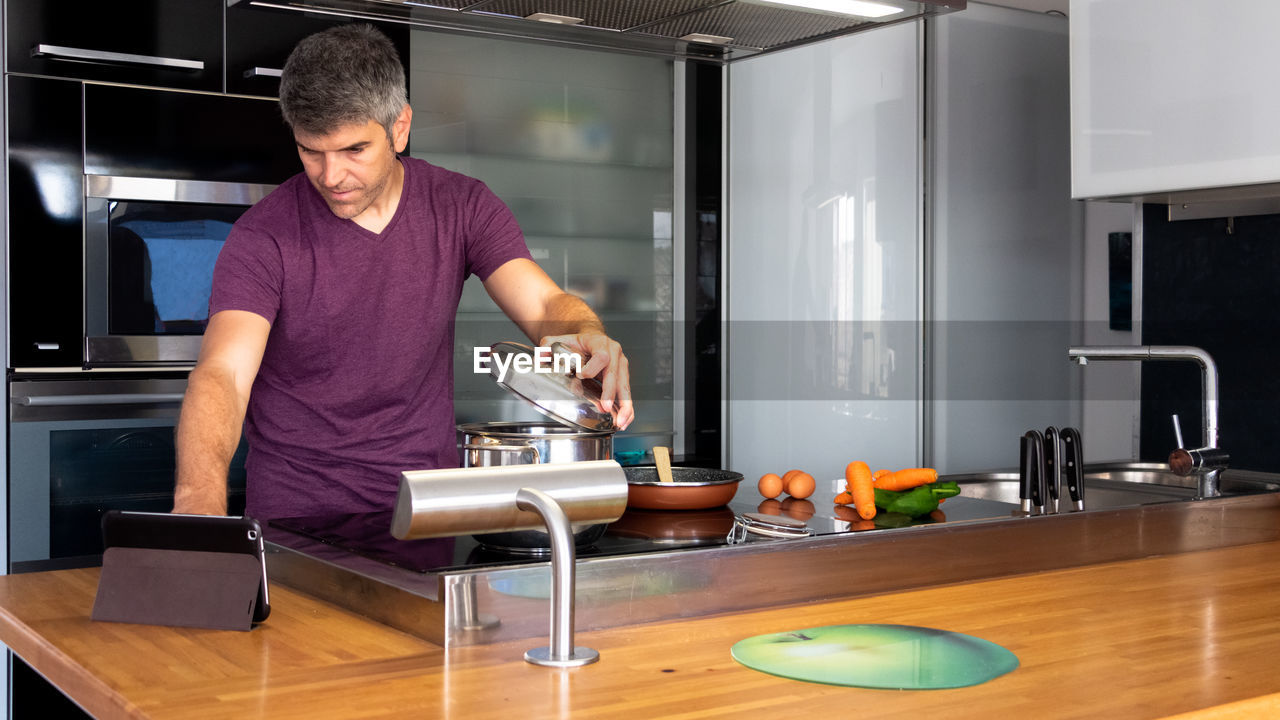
(92, 547), (262, 631)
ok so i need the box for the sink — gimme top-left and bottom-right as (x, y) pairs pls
(947, 462), (1280, 510)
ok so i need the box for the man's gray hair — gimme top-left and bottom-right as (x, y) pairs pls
(279, 24), (407, 137)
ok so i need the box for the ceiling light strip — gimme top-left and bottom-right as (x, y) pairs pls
(743, 0), (904, 19)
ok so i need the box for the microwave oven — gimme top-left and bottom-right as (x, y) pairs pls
(82, 174), (276, 367)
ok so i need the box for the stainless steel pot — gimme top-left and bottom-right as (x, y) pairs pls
(457, 421), (614, 553)
(458, 421), (613, 467)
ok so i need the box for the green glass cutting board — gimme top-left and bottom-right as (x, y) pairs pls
(731, 623), (1018, 689)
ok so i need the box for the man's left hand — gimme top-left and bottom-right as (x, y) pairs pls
(540, 331), (634, 430)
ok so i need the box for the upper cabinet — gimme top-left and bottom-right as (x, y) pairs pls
(225, 4), (410, 98)
(5, 0), (409, 98)
(1070, 0), (1280, 201)
(6, 0), (224, 92)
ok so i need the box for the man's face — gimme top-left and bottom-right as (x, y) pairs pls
(293, 108), (410, 222)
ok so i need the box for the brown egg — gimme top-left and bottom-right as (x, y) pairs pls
(757, 472), (784, 499)
(781, 469), (803, 493)
(781, 497), (815, 521)
(757, 498), (783, 515)
(787, 472), (816, 499)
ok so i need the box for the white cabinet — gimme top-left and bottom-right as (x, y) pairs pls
(1071, 0), (1280, 200)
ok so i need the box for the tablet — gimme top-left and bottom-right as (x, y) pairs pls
(100, 510), (270, 623)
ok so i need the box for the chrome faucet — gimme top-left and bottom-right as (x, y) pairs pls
(1067, 345), (1226, 498)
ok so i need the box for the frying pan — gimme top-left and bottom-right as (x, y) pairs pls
(623, 466), (743, 510)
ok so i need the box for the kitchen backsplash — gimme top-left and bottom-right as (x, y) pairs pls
(1140, 205), (1280, 471)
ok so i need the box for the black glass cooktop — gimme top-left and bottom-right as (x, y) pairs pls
(268, 504), (738, 574)
(268, 493), (1018, 576)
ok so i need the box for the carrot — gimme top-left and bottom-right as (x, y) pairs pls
(872, 468), (892, 481)
(833, 491), (855, 505)
(845, 461), (876, 520)
(874, 467), (938, 492)
(833, 506), (859, 523)
(832, 507), (875, 531)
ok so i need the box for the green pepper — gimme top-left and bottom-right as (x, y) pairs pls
(932, 481), (961, 499)
(873, 481), (961, 518)
(886, 486), (937, 516)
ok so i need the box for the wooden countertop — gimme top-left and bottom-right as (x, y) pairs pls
(4, 540), (1280, 719)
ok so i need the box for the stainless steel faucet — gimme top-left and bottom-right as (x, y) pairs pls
(1067, 345), (1225, 498)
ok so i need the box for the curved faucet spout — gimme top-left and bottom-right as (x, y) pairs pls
(1067, 345), (1218, 449)
(1068, 345), (1221, 498)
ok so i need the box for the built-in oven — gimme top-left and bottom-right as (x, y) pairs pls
(82, 175), (276, 368)
(7, 376), (246, 573)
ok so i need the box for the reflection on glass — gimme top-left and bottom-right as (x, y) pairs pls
(406, 28), (675, 442)
(107, 201), (245, 335)
(728, 22), (920, 481)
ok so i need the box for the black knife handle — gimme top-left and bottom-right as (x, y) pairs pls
(1019, 435), (1036, 513)
(1021, 430), (1045, 513)
(1061, 427), (1085, 511)
(1043, 426), (1061, 504)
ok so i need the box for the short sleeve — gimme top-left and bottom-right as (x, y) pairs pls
(463, 180), (533, 281)
(209, 222), (284, 325)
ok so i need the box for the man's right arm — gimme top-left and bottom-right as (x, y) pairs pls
(172, 310), (271, 515)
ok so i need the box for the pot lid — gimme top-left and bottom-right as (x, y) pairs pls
(486, 341), (616, 432)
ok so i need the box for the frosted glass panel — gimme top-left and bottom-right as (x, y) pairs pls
(407, 31), (674, 447)
(929, 4), (1081, 473)
(728, 22), (921, 487)
(1071, 0), (1280, 198)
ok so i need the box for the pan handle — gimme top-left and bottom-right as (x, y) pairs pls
(464, 443), (541, 466)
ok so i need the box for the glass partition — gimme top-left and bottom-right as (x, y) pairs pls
(728, 22), (922, 486)
(407, 30), (675, 457)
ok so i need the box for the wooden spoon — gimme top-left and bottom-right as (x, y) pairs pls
(653, 446), (674, 484)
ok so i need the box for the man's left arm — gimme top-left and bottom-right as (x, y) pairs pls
(482, 258), (634, 429)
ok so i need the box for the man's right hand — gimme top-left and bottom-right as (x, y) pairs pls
(173, 310), (270, 517)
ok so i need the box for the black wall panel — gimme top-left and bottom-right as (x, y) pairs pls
(1140, 205), (1280, 471)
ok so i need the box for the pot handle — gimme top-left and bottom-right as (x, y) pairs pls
(464, 443), (541, 465)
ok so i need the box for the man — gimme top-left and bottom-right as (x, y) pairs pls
(172, 24), (633, 520)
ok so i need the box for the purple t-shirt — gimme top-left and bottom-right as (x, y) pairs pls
(209, 156), (531, 521)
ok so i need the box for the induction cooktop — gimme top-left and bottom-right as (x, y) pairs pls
(268, 493), (1018, 576)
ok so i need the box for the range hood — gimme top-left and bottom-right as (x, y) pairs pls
(242, 0), (964, 62)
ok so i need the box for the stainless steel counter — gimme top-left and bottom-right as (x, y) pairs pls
(265, 470), (1280, 648)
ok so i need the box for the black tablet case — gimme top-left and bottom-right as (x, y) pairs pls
(93, 511), (268, 631)
(92, 547), (261, 631)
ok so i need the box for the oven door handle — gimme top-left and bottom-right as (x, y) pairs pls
(12, 393), (186, 407)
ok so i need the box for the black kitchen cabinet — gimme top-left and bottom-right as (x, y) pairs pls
(83, 84), (298, 184)
(7, 75), (84, 370)
(6, 0), (224, 92)
(225, 3), (411, 98)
